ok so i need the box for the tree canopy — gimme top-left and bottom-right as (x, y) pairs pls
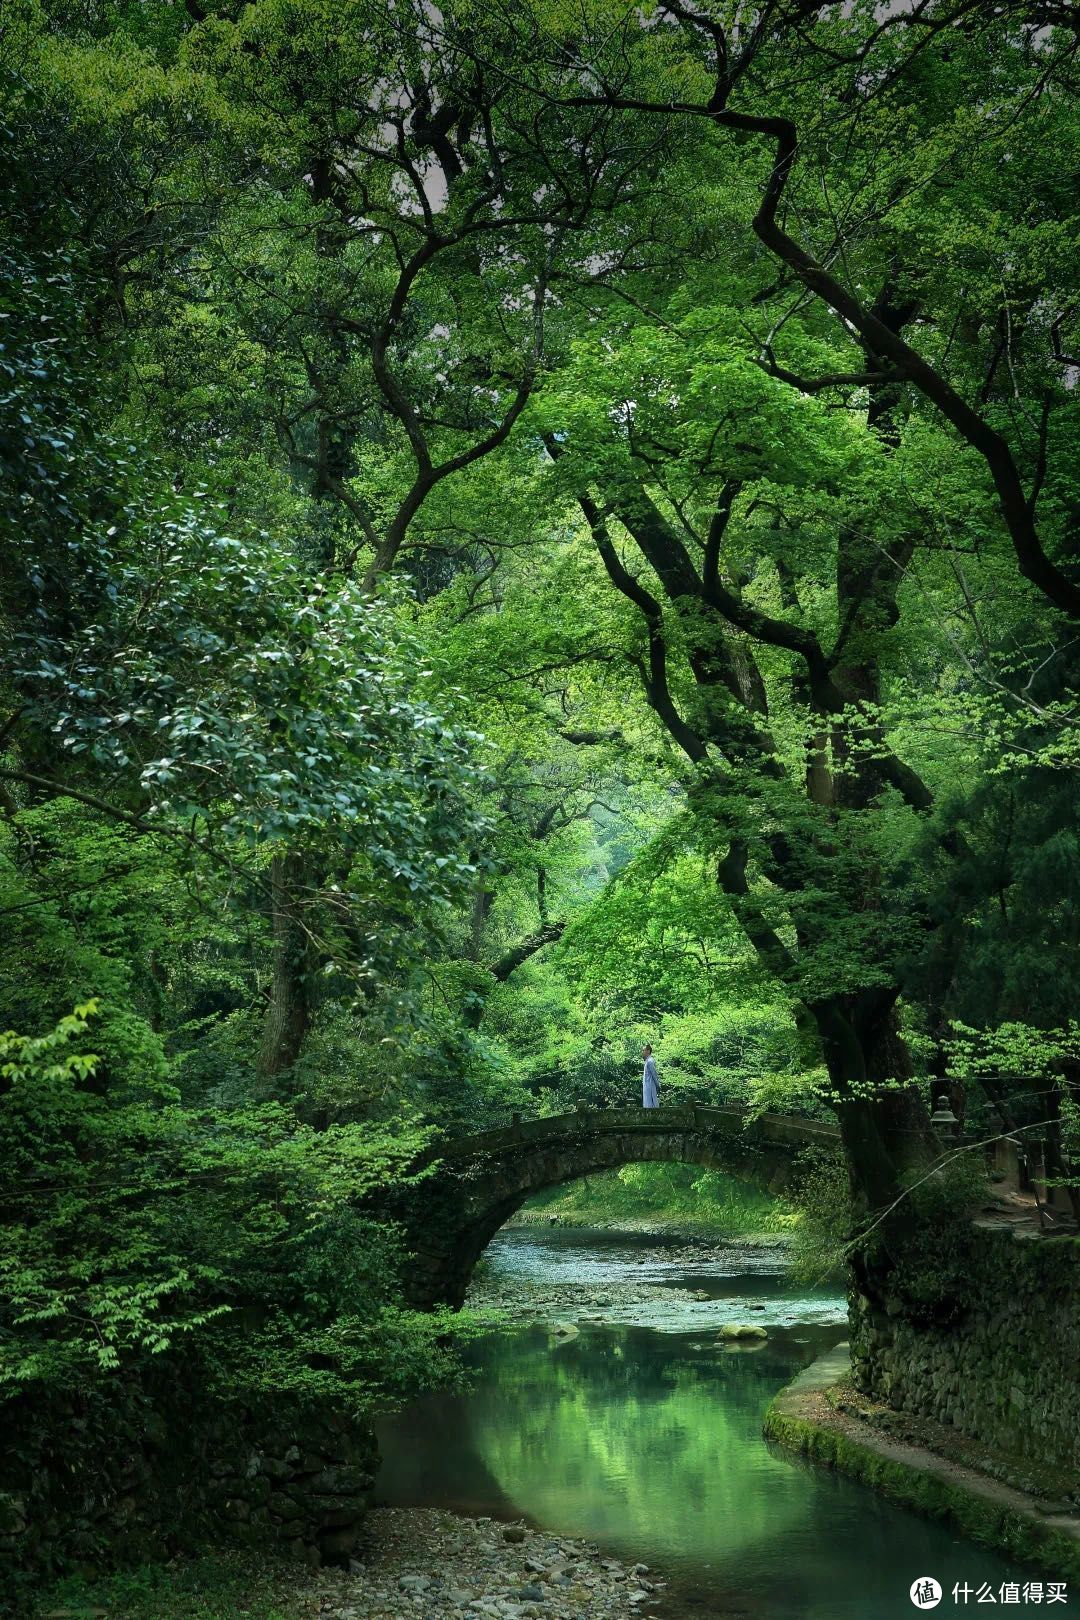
(2, 0), (1079, 1589)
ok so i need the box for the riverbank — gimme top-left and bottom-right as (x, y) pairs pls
(509, 1206), (793, 1246)
(42, 1234), (1043, 1620)
(765, 1347), (1080, 1583)
(37, 1508), (668, 1620)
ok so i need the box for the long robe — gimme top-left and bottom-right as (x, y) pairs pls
(642, 1055), (659, 1109)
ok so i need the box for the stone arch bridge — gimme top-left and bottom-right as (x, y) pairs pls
(399, 1104), (840, 1309)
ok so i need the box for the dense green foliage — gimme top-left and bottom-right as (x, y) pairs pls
(3, 0), (1080, 1588)
(0, 1003), (466, 1404)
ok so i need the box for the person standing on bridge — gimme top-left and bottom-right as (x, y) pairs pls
(642, 1044), (660, 1109)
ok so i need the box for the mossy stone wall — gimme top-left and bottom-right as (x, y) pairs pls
(850, 1228), (1080, 1484)
(0, 1383), (377, 1610)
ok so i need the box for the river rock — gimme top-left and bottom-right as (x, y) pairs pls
(719, 1323), (769, 1340)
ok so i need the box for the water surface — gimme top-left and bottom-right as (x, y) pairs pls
(377, 1229), (1072, 1618)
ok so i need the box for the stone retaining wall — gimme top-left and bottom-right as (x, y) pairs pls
(203, 1402), (379, 1567)
(0, 1384), (377, 1607)
(849, 1227), (1080, 1486)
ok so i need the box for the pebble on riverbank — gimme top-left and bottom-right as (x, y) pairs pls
(312, 1507), (666, 1620)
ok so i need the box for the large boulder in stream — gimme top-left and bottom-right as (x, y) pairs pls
(720, 1323), (769, 1341)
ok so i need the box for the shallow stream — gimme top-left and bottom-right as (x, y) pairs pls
(377, 1228), (1065, 1618)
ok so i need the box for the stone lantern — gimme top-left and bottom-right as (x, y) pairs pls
(930, 1088), (960, 1135)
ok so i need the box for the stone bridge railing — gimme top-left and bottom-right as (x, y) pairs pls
(422, 1102), (839, 1164)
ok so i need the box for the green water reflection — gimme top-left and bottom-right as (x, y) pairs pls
(377, 1240), (1072, 1618)
(449, 1329), (810, 1565)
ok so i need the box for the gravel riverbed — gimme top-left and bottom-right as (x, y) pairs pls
(466, 1271), (708, 1319)
(312, 1507), (666, 1620)
(464, 1233), (793, 1327)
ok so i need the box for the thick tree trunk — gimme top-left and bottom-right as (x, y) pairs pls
(713, 838), (934, 1210)
(257, 851), (316, 1089)
(812, 993), (936, 1214)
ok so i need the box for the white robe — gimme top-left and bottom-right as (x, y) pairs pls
(642, 1055), (659, 1109)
